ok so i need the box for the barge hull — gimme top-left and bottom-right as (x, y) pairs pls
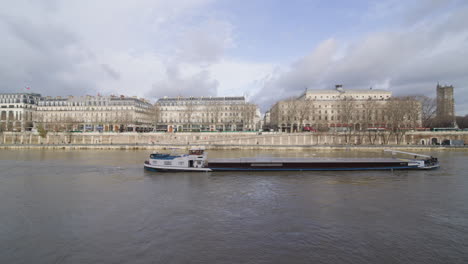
(144, 164), (212, 172)
(206, 158), (425, 171)
(208, 166), (419, 171)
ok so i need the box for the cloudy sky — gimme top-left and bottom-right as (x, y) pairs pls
(1, 0), (467, 114)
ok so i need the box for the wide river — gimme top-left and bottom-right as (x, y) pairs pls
(1, 149), (467, 264)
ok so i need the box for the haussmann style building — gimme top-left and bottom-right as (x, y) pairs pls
(155, 96), (260, 132)
(266, 86), (422, 132)
(34, 95), (154, 132)
(0, 93), (42, 132)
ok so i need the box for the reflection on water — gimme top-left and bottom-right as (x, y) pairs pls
(0, 149), (467, 264)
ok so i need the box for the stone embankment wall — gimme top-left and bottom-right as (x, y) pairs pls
(1, 131), (467, 147)
(0, 132), (256, 145)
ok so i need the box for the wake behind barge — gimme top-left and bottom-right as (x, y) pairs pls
(144, 148), (440, 172)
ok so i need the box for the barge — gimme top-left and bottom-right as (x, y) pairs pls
(144, 147), (440, 172)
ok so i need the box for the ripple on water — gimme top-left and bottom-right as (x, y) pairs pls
(1, 149), (468, 264)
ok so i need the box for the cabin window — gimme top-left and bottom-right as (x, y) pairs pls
(164, 161), (172, 166)
(189, 150), (204, 155)
(178, 162), (184, 166)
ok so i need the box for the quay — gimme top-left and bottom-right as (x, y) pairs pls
(0, 131), (467, 150)
(0, 143), (467, 151)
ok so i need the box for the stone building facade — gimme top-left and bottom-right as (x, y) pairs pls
(267, 87), (421, 132)
(0, 93), (41, 132)
(436, 84), (456, 127)
(34, 95), (153, 132)
(155, 96), (259, 132)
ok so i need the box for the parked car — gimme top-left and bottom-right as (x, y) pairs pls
(303, 126), (317, 132)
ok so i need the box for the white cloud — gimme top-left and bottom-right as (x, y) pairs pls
(175, 19), (235, 65)
(0, 0), (226, 99)
(147, 65), (219, 99)
(252, 38), (338, 109)
(1, 0), (467, 116)
(253, 3), (468, 114)
(209, 59), (275, 99)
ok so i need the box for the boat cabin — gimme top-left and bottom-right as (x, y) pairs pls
(189, 148), (205, 156)
(146, 147), (208, 170)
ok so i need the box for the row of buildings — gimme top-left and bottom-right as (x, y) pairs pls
(156, 96), (259, 132)
(0, 84), (456, 133)
(0, 93), (260, 132)
(266, 87), (439, 132)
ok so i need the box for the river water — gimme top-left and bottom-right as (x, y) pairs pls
(1, 149), (467, 264)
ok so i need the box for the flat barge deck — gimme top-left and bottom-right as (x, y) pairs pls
(206, 157), (428, 171)
(144, 148), (440, 172)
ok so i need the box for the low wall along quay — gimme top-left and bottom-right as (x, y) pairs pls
(1, 131), (467, 150)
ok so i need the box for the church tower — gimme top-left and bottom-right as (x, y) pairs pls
(436, 84), (456, 127)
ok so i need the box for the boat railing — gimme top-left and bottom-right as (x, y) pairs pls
(150, 153), (180, 160)
(384, 149), (432, 159)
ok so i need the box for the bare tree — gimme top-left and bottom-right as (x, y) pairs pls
(61, 116), (75, 143)
(117, 111), (133, 132)
(296, 100), (313, 132)
(456, 115), (468, 129)
(152, 104), (162, 131)
(337, 97), (357, 143)
(203, 104), (212, 131)
(50, 113), (60, 132)
(226, 105), (240, 131)
(183, 99), (195, 131)
(63, 116), (75, 132)
(0, 111), (6, 133)
(405, 96), (422, 128)
(75, 112), (85, 131)
(282, 98), (300, 132)
(362, 99), (378, 144)
(385, 97), (421, 144)
(241, 103), (256, 131)
(212, 104), (223, 131)
(37, 123), (48, 138)
(32, 111), (43, 131)
(385, 98), (405, 144)
(278, 100), (289, 132)
(415, 96), (436, 128)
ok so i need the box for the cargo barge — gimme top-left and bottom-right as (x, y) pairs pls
(143, 147), (440, 172)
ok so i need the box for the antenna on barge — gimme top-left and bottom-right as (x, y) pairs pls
(384, 149), (431, 158)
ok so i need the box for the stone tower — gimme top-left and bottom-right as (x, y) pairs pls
(436, 84), (456, 127)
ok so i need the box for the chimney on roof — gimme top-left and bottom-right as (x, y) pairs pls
(335, 84), (344, 93)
